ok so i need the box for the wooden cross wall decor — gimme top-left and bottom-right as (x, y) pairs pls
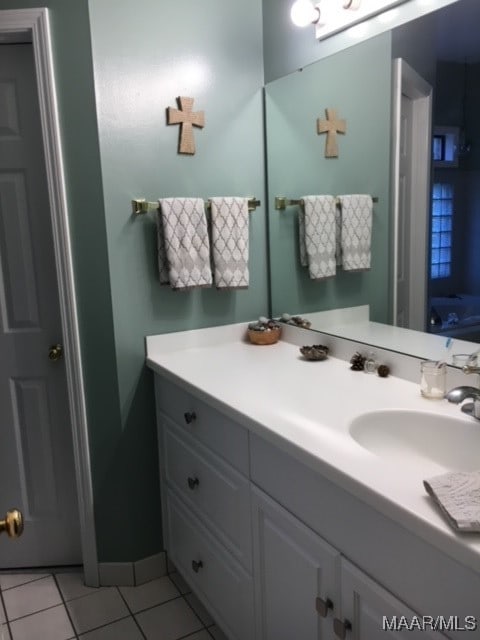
(317, 108), (347, 158)
(167, 96), (205, 155)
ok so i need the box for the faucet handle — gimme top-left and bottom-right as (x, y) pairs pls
(462, 365), (480, 375)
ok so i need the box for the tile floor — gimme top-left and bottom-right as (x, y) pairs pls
(0, 568), (228, 640)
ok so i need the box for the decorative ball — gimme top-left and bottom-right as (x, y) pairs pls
(377, 364), (390, 378)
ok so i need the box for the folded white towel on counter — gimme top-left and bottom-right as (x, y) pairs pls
(298, 195), (337, 280)
(209, 197), (249, 289)
(424, 470), (480, 532)
(157, 198), (212, 290)
(337, 194), (372, 271)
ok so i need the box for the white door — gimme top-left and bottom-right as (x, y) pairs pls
(391, 59), (432, 331)
(0, 43), (81, 567)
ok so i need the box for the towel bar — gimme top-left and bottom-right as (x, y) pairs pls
(275, 195), (379, 210)
(132, 197), (261, 215)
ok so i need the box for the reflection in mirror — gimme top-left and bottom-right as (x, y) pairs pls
(266, 0), (480, 362)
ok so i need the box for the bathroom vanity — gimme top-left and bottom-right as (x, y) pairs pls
(146, 323), (480, 640)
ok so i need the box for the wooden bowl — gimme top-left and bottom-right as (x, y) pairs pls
(247, 327), (281, 345)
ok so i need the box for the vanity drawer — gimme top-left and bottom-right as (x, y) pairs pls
(163, 418), (252, 570)
(154, 376), (248, 474)
(166, 489), (255, 640)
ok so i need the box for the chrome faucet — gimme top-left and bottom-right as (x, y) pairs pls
(446, 365), (480, 420)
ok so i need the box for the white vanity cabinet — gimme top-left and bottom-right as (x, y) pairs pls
(250, 434), (478, 640)
(152, 371), (479, 640)
(251, 486), (449, 640)
(154, 376), (255, 640)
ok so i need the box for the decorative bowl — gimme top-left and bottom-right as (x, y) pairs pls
(248, 327), (281, 345)
(299, 345), (329, 361)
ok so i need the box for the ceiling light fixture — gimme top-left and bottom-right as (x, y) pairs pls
(290, 0), (409, 41)
(290, 0), (321, 27)
(290, 0), (361, 27)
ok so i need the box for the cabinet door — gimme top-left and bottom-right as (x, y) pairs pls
(338, 559), (450, 640)
(252, 486), (339, 640)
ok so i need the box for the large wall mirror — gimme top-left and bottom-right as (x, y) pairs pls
(266, 0), (480, 360)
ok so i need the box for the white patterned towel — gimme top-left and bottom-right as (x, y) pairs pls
(298, 195), (337, 280)
(337, 194), (373, 271)
(210, 197), (249, 289)
(424, 470), (480, 532)
(157, 198), (212, 290)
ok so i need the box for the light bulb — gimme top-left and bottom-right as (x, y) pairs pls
(290, 0), (320, 27)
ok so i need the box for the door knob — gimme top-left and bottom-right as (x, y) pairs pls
(48, 344), (63, 361)
(187, 477), (200, 490)
(191, 560), (203, 573)
(0, 509), (24, 538)
(184, 411), (196, 424)
(316, 596), (333, 617)
(333, 617), (352, 639)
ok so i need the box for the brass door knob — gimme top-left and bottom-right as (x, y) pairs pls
(0, 509), (24, 538)
(48, 344), (63, 361)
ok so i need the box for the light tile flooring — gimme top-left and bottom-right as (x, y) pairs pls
(0, 568), (227, 640)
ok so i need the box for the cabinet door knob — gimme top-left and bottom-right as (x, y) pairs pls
(184, 411), (196, 424)
(333, 617), (352, 639)
(191, 560), (203, 573)
(187, 476), (199, 490)
(315, 596), (333, 617)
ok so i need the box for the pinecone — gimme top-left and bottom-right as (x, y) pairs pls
(350, 352), (366, 371)
(377, 364), (390, 378)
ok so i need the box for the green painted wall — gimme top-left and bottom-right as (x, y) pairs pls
(266, 33), (392, 323)
(87, 0), (267, 561)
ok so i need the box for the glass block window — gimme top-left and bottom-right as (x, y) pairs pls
(431, 183), (453, 279)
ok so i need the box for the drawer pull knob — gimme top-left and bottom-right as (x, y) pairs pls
(315, 596), (333, 617)
(184, 411), (196, 424)
(191, 560), (203, 573)
(187, 476), (200, 490)
(333, 617), (352, 640)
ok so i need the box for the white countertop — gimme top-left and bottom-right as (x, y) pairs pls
(145, 322), (480, 573)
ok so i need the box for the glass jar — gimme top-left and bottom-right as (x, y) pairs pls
(420, 360), (446, 399)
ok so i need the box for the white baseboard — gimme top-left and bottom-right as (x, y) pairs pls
(98, 551), (167, 586)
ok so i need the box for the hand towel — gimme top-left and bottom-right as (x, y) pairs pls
(298, 195), (337, 280)
(209, 197), (249, 289)
(337, 194), (373, 272)
(158, 198), (212, 290)
(424, 470), (480, 532)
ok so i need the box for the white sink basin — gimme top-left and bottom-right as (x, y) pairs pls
(349, 409), (480, 471)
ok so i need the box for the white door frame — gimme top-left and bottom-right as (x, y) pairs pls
(1, 8), (98, 585)
(391, 58), (432, 331)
